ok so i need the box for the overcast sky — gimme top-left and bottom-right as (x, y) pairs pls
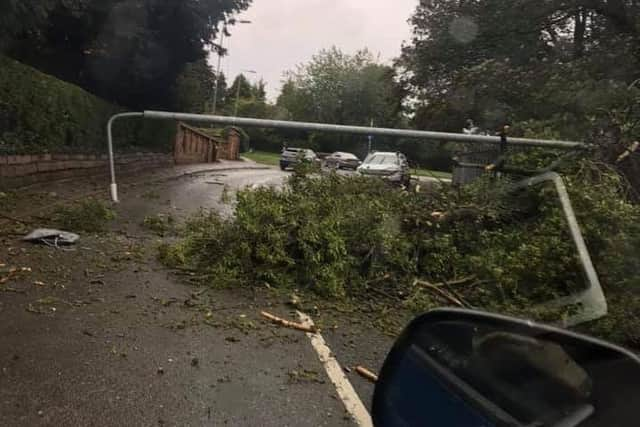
(210, 0), (418, 102)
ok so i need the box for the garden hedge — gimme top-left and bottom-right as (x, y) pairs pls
(0, 55), (174, 155)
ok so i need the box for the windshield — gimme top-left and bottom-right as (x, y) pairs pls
(1, 1), (639, 426)
(365, 154), (399, 165)
(334, 152), (357, 160)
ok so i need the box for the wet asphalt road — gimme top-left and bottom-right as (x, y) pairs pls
(0, 166), (400, 426)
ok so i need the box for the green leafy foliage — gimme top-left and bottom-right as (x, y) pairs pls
(2, 0), (252, 110)
(164, 161), (640, 334)
(0, 55), (174, 154)
(0, 0), (55, 49)
(174, 59), (217, 114)
(242, 150), (280, 166)
(160, 162), (640, 346)
(162, 174), (409, 296)
(400, 0), (640, 115)
(400, 0), (640, 193)
(52, 198), (116, 233)
(220, 74), (289, 153)
(275, 47), (406, 156)
(142, 214), (175, 237)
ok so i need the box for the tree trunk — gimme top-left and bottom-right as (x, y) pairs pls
(573, 8), (587, 58)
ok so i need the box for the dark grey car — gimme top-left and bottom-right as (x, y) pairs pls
(324, 152), (362, 170)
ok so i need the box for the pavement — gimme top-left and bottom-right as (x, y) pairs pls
(0, 161), (406, 426)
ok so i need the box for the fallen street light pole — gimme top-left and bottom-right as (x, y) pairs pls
(513, 172), (607, 327)
(107, 110), (587, 203)
(106, 112), (144, 202)
(143, 110), (585, 148)
(105, 110), (606, 325)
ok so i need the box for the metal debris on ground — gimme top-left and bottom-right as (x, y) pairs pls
(260, 311), (318, 333)
(23, 229), (80, 247)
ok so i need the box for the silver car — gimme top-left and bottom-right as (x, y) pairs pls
(279, 147), (318, 170)
(357, 151), (411, 186)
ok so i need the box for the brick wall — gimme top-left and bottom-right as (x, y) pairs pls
(174, 123), (217, 165)
(174, 123), (240, 164)
(218, 130), (241, 161)
(0, 152), (172, 189)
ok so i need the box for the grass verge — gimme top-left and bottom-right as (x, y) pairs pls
(412, 168), (453, 180)
(243, 150), (280, 166)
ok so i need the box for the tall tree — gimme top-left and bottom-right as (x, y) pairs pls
(399, 0), (640, 133)
(252, 79), (267, 101)
(2, 0), (252, 109)
(0, 0), (57, 48)
(174, 59), (216, 114)
(277, 47), (403, 128)
(227, 74), (255, 102)
(274, 47), (405, 154)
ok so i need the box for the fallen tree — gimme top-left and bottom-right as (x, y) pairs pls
(159, 160), (640, 349)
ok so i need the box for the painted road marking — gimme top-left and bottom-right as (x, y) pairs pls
(297, 311), (373, 427)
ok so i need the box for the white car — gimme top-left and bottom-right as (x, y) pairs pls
(279, 147), (318, 170)
(357, 151), (411, 186)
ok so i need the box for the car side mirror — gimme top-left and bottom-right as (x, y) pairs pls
(372, 309), (640, 427)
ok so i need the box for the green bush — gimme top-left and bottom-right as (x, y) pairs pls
(52, 198), (116, 233)
(142, 214), (176, 237)
(0, 55), (175, 154)
(162, 174), (410, 296)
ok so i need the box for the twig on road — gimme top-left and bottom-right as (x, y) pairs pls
(355, 366), (378, 383)
(414, 279), (469, 308)
(441, 278), (474, 308)
(433, 275), (476, 287)
(261, 311), (318, 333)
(366, 285), (401, 301)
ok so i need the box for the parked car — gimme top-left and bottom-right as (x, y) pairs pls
(279, 147), (318, 170)
(357, 151), (411, 186)
(323, 152), (362, 170)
